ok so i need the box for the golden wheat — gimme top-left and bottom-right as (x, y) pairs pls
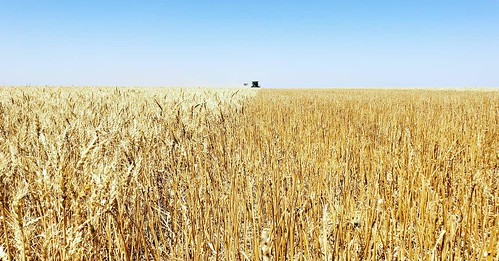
(0, 87), (497, 260)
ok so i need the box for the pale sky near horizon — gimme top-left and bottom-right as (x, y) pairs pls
(1, 1), (498, 88)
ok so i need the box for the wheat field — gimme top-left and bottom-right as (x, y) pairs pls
(0, 87), (497, 260)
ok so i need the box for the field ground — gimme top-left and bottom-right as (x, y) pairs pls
(0, 87), (498, 260)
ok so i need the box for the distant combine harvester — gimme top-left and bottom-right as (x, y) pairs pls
(244, 81), (260, 88)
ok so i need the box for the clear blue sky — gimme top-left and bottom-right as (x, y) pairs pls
(1, 0), (498, 87)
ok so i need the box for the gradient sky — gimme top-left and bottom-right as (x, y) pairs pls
(1, 1), (498, 87)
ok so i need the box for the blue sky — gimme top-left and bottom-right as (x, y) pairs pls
(1, 1), (498, 87)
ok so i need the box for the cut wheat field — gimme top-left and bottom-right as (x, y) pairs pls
(0, 87), (497, 260)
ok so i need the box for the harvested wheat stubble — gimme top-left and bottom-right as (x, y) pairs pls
(0, 87), (497, 260)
